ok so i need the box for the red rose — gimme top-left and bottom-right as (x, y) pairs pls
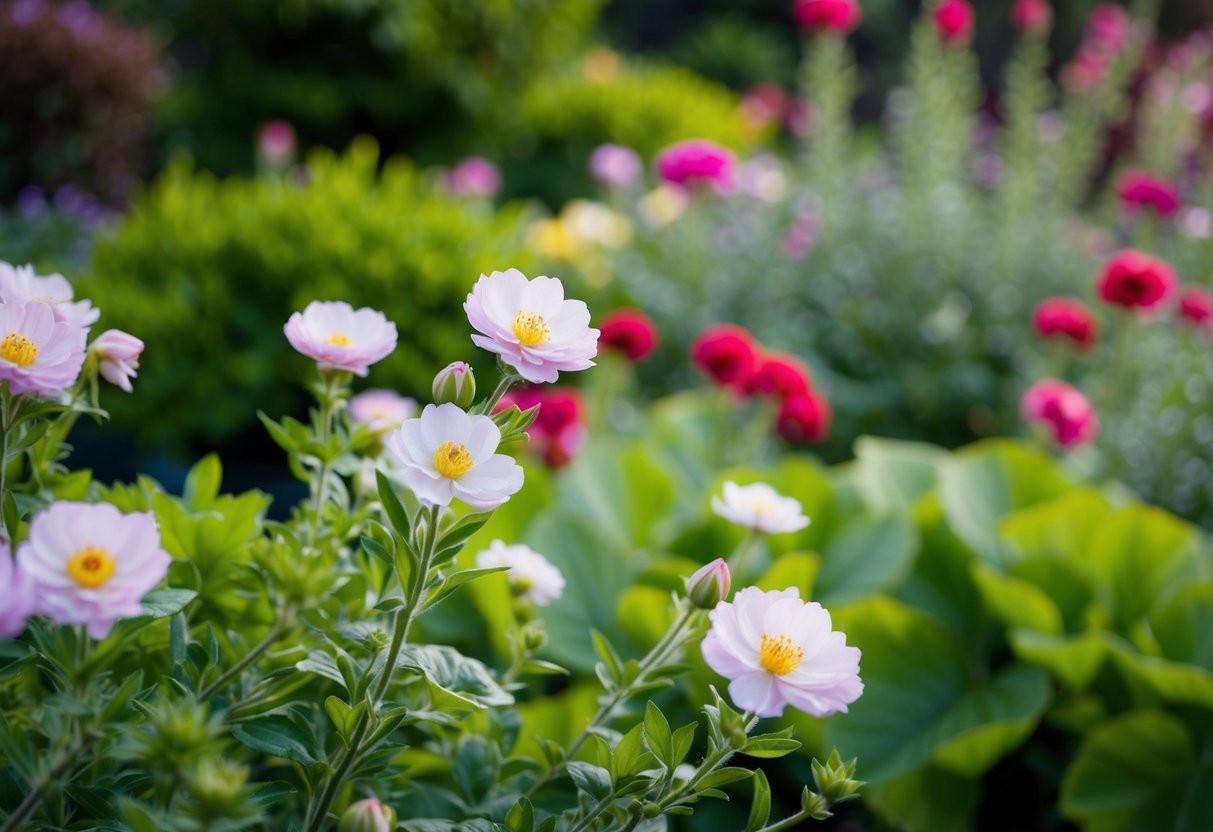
(792, 0), (862, 34)
(598, 308), (658, 362)
(1033, 298), (1099, 350)
(748, 352), (812, 400)
(1096, 250), (1178, 311)
(776, 390), (832, 444)
(692, 324), (759, 388)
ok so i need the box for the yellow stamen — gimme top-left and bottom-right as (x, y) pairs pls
(324, 333), (351, 346)
(67, 546), (117, 589)
(511, 311), (550, 347)
(434, 441), (474, 479)
(759, 634), (804, 676)
(1, 333), (38, 367)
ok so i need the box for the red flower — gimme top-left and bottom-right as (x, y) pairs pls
(1179, 287), (1213, 327)
(934, 0), (974, 45)
(1033, 298), (1099, 350)
(692, 324), (758, 388)
(1021, 379), (1098, 449)
(655, 140), (736, 191)
(748, 352), (812, 400)
(1010, 0), (1051, 34)
(494, 386), (587, 469)
(1096, 250), (1178, 312)
(792, 0), (862, 34)
(776, 390), (832, 445)
(598, 308), (658, 362)
(1117, 170), (1181, 219)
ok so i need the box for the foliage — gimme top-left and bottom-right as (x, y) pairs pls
(80, 139), (534, 451)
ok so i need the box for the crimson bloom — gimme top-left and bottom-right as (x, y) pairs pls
(1021, 380), (1098, 449)
(1179, 288), (1213, 328)
(792, 0), (862, 34)
(692, 325), (758, 388)
(494, 386), (587, 470)
(1033, 298), (1098, 351)
(655, 140), (736, 191)
(934, 0), (974, 44)
(1011, 0), (1051, 34)
(748, 352), (812, 400)
(1117, 170), (1181, 219)
(598, 308), (658, 362)
(1096, 250), (1178, 312)
(776, 390), (832, 445)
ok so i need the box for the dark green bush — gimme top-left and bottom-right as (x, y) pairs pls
(81, 138), (534, 451)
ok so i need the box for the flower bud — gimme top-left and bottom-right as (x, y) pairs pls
(432, 361), (476, 408)
(339, 798), (398, 832)
(811, 749), (863, 806)
(686, 559), (730, 609)
(521, 621), (549, 652)
(90, 329), (144, 393)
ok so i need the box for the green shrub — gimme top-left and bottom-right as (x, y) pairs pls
(81, 138), (534, 450)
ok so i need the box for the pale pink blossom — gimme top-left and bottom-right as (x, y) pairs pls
(90, 329), (143, 392)
(284, 301), (398, 377)
(475, 539), (565, 606)
(348, 389), (416, 433)
(0, 543), (37, 638)
(0, 299), (88, 396)
(712, 481), (810, 534)
(588, 144), (642, 188)
(0, 261), (98, 330)
(702, 587), (862, 718)
(446, 157), (501, 199)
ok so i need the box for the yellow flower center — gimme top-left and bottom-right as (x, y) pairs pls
(759, 634), (804, 676)
(512, 311), (551, 347)
(67, 546), (117, 589)
(324, 333), (351, 347)
(1, 333), (38, 367)
(433, 441), (474, 479)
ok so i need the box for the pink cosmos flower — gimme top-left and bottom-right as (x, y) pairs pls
(284, 301), (398, 377)
(702, 586), (862, 718)
(16, 502), (171, 639)
(588, 144), (643, 188)
(0, 300), (88, 396)
(90, 329), (143, 392)
(0, 261), (99, 331)
(0, 543), (37, 638)
(1032, 298), (1098, 351)
(1021, 379), (1099, 449)
(464, 269), (599, 384)
(446, 157), (501, 199)
(655, 140), (736, 191)
(1117, 170), (1181, 219)
(348, 389), (417, 433)
(385, 403), (524, 511)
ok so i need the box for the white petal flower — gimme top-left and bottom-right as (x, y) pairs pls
(475, 539), (565, 606)
(711, 481), (810, 534)
(0, 261), (99, 330)
(384, 403), (524, 511)
(464, 269), (599, 384)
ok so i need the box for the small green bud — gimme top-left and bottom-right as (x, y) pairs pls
(521, 622), (548, 652)
(801, 787), (832, 821)
(363, 628), (390, 653)
(187, 759), (249, 812)
(811, 749), (863, 806)
(685, 558), (730, 610)
(339, 797), (398, 832)
(643, 802), (662, 818)
(432, 361), (476, 408)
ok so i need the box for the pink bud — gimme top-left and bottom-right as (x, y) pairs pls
(687, 559), (731, 609)
(90, 329), (143, 393)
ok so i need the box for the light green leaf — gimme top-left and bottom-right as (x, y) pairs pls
(816, 514), (918, 605)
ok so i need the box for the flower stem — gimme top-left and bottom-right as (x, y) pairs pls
(753, 807), (822, 832)
(198, 603), (296, 701)
(727, 530), (762, 580)
(0, 729), (92, 832)
(0, 390), (21, 541)
(477, 370), (519, 416)
(307, 375), (342, 550)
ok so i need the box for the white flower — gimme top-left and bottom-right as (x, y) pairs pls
(0, 261), (99, 331)
(384, 403), (524, 511)
(475, 539), (565, 606)
(348, 389), (417, 433)
(711, 480), (810, 534)
(464, 269), (599, 384)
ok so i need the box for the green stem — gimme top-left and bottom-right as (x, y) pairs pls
(754, 807), (822, 832)
(0, 730), (91, 832)
(727, 531), (762, 580)
(199, 604), (296, 701)
(568, 792), (620, 832)
(304, 504), (441, 832)
(307, 376), (342, 549)
(476, 371), (519, 416)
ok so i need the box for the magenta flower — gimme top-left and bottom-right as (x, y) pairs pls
(655, 139), (736, 191)
(0, 261), (99, 331)
(348, 389), (417, 433)
(284, 301), (398, 377)
(702, 587), (862, 718)
(1118, 170), (1180, 219)
(464, 269), (599, 384)
(1021, 379), (1099, 449)
(0, 300), (88, 396)
(16, 502), (171, 639)
(0, 543), (37, 639)
(90, 329), (143, 392)
(446, 156), (501, 199)
(588, 144), (642, 188)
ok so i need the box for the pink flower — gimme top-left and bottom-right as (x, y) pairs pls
(1033, 298), (1099, 350)
(934, 0), (974, 44)
(258, 120), (296, 168)
(16, 502), (171, 639)
(1011, 0), (1051, 33)
(1021, 379), (1099, 449)
(496, 385), (588, 469)
(691, 324), (758, 388)
(1086, 3), (1130, 53)
(777, 390), (832, 445)
(0, 261), (98, 331)
(1179, 287), (1213, 328)
(284, 301), (398, 376)
(446, 156), (501, 199)
(348, 389), (417, 433)
(1117, 169), (1181, 219)
(1096, 250), (1178, 312)
(1063, 47), (1108, 93)
(464, 269), (599, 384)
(655, 140), (736, 191)
(702, 586), (862, 718)
(687, 558), (731, 610)
(792, 0), (862, 34)
(0, 543), (37, 638)
(588, 144), (642, 188)
(747, 352), (812, 401)
(739, 85), (790, 131)
(0, 300), (87, 396)
(598, 308), (658, 362)
(90, 329), (143, 393)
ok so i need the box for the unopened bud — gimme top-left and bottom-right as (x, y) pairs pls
(521, 622), (548, 652)
(432, 361), (476, 408)
(811, 748), (863, 806)
(686, 558), (730, 609)
(339, 798), (397, 832)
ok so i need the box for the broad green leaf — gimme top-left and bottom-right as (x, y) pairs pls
(852, 436), (944, 513)
(1107, 644), (1213, 709)
(816, 514), (918, 605)
(896, 494), (983, 640)
(397, 645), (513, 709)
(1009, 629), (1107, 690)
(929, 665), (1051, 775)
(643, 701), (674, 768)
(972, 566), (1063, 635)
(557, 440), (676, 550)
(231, 714), (317, 764)
(136, 588), (198, 619)
(755, 552), (819, 597)
(1000, 489), (1114, 561)
(1149, 584), (1213, 671)
(865, 765), (981, 832)
(183, 453), (222, 509)
(616, 586), (674, 652)
(567, 761), (613, 801)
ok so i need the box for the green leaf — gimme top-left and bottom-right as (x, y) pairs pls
(616, 585), (673, 652)
(853, 436), (944, 513)
(397, 645), (513, 709)
(745, 769), (771, 831)
(433, 512), (492, 563)
(421, 566), (510, 611)
(183, 453), (222, 509)
(136, 589), (198, 619)
(755, 552), (819, 597)
(816, 514), (918, 605)
(612, 723), (650, 782)
(971, 566), (1063, 635)
(671, 723), (697, 767)
(740, 738), (801, 759)
(643, 701), (674, 768)
(505, 796), (535, 832)
(1009, 629), (1107, 690)
(231, 714), (317, 763)
(377, 470), (412, 537)
(865, 765), (981, 832)
(697, 767), (755, 789)
(567, 761), (613, 801)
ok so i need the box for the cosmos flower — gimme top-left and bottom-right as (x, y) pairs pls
(475, 539), (565, 606)
(712, 481), (810, 534)
(284, 301), (398, 376)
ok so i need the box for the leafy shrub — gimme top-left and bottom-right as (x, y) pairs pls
(0, 0), (166, 203)
(81, 138), (534, 450)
